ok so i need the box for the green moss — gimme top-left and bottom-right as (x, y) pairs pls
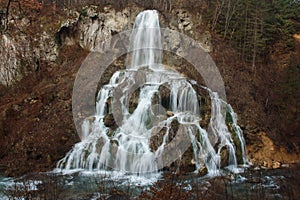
(79, 7), (88, 18)
(225, 105), (233, 124)
(225, 105), (243, 164)
(111, 139), (119, 146)
(228, 123), (243, 164)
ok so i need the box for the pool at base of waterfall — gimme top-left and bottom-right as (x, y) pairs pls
(0, 165), (299, 199)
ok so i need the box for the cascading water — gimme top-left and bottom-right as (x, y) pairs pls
(57, 10), (247, 175)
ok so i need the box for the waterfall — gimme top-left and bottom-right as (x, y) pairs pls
(57, 10), (247, 175)
(127, 10), (162, 70)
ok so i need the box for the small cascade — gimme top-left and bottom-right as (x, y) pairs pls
(57, 10), (247, 175)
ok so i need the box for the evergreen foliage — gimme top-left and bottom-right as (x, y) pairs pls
(206, 0), (300, 65)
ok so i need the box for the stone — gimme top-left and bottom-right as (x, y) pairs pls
(164, 30), (181, 53)
(86, 116), (96, 123)
(198, 165), (208, 176)
(272, 161), (281, 169)
(1, 18), (59, 86)
(150, 126), (167, 151)
(96, 137), (106, 154)
(86, 5), (98, 18)
(104, 113), (117, 131)
(184, 24), (192, 31)
(166, 111), (174, 117)
(247, 132), (300, 169)
(220, 147), (229, 167)
(128, 88), (140, 114)
(77, 7), (130, 52)
(159, 85), (171, 109)
(175, 9), (193, 32)
(198, 31), (212, 52)
(262, 160), (272, 168)
(247, 177), (262, 184)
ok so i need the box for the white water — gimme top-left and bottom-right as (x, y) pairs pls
(127, 10), (162, 70)
(57, 10), (246, 175)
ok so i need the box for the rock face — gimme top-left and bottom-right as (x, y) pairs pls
(247, 132), (300, 169)
(78, 6), (129, 51)
(0, 5), (132, 86)
(57, 6), (213, 54)
(0, 29), (58, 86)
(56, 6), (132, 52)
(176, 9), (193, 31)
(0, 5), (213, 87)
(0, 33), (58, 86)
(0, 35), (19, 86)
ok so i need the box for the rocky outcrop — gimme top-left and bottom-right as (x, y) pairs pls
(0, 28), (58, 86)
(56, 6), (213, 54)
(0, 5), (212, 87)
(0, 35), (19, 86)
(247, 132), (300, 169)
(56, 6), (133, 52)
(167, 9), (212, 52)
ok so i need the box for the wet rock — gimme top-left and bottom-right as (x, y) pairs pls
(179, 147), (196, 172)
(159, 85), (171, 110)
(86, 116), (96, 123)
(151, 93), (161, 106)
(104, 113), (117, 131)
(128, 88), (140, 113)
(247, 177), (263, 184)
(133, 69), (146, 85)
(220, 147), (229, 167)
(109, 140), (118, 157)
(198, 165), (208, 176)
(170, 119), (180, 134)
(227, 124), (244, 164)
(149, 119), (180, 152)
(192, 84), (211, 129)
(96, 137), (106, 154)
(150, 126), (167, 151)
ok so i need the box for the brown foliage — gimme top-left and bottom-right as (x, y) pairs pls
(139, 172), (191, 200)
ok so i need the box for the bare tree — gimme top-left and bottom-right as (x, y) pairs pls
(1, 0), (12, 32)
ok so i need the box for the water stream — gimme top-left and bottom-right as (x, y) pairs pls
(1, 166), (299, 200)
